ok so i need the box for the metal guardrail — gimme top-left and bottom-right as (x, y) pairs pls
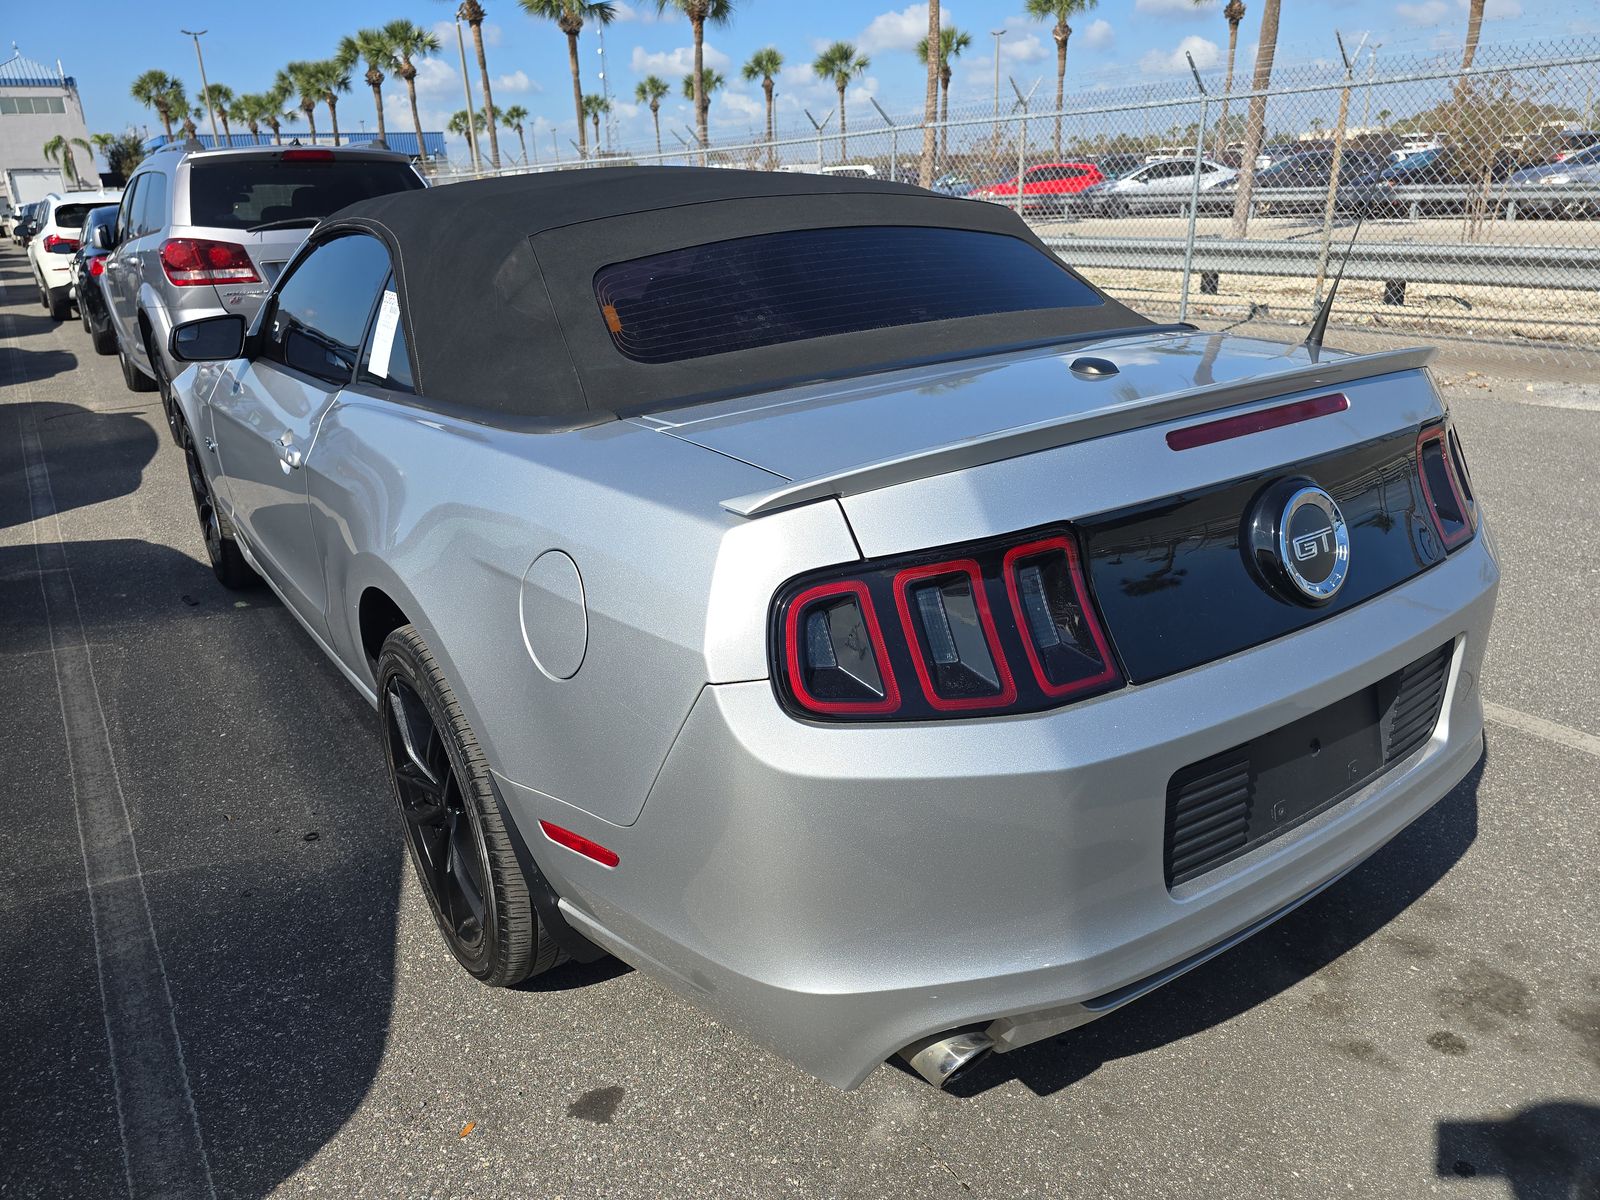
(1041, 233), (1600, 290)
(1042, 185), (1600, 218)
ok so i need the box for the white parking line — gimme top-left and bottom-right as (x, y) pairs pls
(1484, 701), (1600, 760)
(7, 303), (216, 1197)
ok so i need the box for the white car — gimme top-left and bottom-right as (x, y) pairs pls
(1084, 157), (1238, 216)
(26, 189), (122, 320)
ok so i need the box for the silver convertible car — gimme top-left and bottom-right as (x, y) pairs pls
(166, 168), (1496, 1090)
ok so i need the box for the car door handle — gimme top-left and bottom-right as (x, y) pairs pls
(276, 440), (303, 473)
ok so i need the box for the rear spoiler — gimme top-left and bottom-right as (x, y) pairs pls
(720, 344), (1436, 518)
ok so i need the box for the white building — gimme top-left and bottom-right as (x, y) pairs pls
(0, 49), (96, 215)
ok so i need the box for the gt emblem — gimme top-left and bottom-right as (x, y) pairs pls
(1245, 479), (1351, 606)
(1292, 526), (1335, 561)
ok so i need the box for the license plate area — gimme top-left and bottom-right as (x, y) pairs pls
(1164, 642), (1453, 887)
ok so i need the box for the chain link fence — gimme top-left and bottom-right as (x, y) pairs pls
(434, 37), (1600, 373)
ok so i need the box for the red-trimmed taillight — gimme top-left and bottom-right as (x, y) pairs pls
(1416, 423), (1476, 552)
(159, 238), (261, 286)
(774, 527), (1121, 722)
(88, 256), (106, 277)
(42, 233), (79, 253)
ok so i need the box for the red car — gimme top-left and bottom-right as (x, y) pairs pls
(968, 162), (1104, 214)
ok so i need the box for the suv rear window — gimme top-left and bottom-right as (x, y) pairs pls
(187, 158), (423, 230)
(593, 225), (1103, 365)
(54, 202), (116, 229)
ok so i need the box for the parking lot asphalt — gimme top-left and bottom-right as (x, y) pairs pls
(1, 243), (1596, 1200)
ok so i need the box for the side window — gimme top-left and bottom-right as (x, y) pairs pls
(134, 172), (168, 236)
(116, 176), (141, 242)
(257, 235), (392, 387)
(358, 277), (414, 393)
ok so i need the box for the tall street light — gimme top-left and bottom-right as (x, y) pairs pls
(181, 28), (221, 144)
(455, 20), (482, 174)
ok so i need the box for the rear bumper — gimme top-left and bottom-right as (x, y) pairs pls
(518, 528), (1498, 1089)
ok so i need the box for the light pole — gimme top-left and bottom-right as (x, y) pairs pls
(181, 29), (221, 144)
(1362, 43), (1381, 132)
(455, 20), (481, 174)
(991, 29), (1006, 148)
(596, 26), (615, 155)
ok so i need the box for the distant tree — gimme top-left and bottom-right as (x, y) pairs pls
(1026, 0), (1098, 156)
(582, 92), (612, 152)
(1377, 108), (1392, 128)
(679, 68), (725, 135)
(918, 0), (939, 186)
(310, 59), (352, 146)
(499, 104), (531, 162)
(43, 135), (92, 187)
(229, 92), (270, 144)
(1461, 0), (1485, 73)
(131, 70), (186, 140)
(916, 26), (972, 165)
(812, 42), (870, 159)
(656, 1), (736, 155)
(440, 1), (503, 166)
(520, 1), (617, 160)
(635, 74), (671, 157)
(386, 20), (443, 164)
(742, 47), (783, 163)
(98, 131), (146, 178)
(1230, 0), (1281, 236)
(279, 62), (324, 142)
(340, 29), (399, 146)
(200, 83), (234, 143)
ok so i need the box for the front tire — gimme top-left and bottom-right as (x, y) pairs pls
(47, 287), (71, 322)
(378, 626), (563, 987)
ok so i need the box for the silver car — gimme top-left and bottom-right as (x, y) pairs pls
(1505, 143), (1600, 217)
(1083, 156), (1238, 216)
(94, 142), (425, 442)
(167, 168), (1497, 1091)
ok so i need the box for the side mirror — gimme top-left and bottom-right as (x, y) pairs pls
(170, 314), (247, 363)
(91, 224), (115, 251)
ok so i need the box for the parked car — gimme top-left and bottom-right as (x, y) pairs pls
(0, 205), (13, 239)
(1343, 146), (1522, 217)
(1214, 149), (1388, 214)
(1080, 157), (1237, 216)
(1504, 143), (1600, 218)
(26, 190), (124, 320)
(1253, 142), (1303, 171)
(967, 161), (1104, 215)
(927, 171), (974, 197)
(1092, 152), (1148, 181)
(819, 164), (877, 178)
(73, 205), (121, 355)
(165, 167), (1496, 1092)
(96, 142), (426, 442)
(13, 201), (43, 247)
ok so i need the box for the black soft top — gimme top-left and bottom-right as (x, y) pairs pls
(320, 166), (1152, 429)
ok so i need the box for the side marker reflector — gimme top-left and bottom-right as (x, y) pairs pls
(538, 820), (620, 868)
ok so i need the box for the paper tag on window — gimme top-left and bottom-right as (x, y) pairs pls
(368, 290), (400, 380)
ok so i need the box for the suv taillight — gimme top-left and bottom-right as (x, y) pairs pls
(159, 238), (260, 286)
(42, 233), (79, 253)
(1417, 422), (1477, 552)
(773, 527), (1122, 722)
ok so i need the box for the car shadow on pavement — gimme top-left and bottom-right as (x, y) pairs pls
(0, 401), (157, 531)
(951, 751), (1486, 1098)
(3, 344), (79, 384)
(2, 311), (67, 339)
(0, 536), (404, 1197)
(1436, 1101), (1600, 1198)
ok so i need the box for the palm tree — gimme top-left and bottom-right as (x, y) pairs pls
(131, 70), (186, 141)
(1207, 0), (1247, 159)
(812, 42), (869, 160)
(679, 68), (724, 137)
(386, 20), (443, 165)
(519, 1), (616, 160)
(655, 2), (736, 156)
(741, 47), (782, 165)
(916, 27), (971, 166)
(1026, 0), (1096, 157)
(265, 82), (296, 144)
(43, 135), (92, 187)
(501, 104), (531, 162)
(201, 83), (235, 144)
(635, 75), (670, 157)
(582, 93), (612, 153)
(1230, 0), (1281, 236)
(340, 29), (398, 147)
(1461, 0), (1485, 72)
(1377, 108), (1392, 129)
(89, 131), (117, 166)
(279, 62), (323, 143)
(314, 59), (352, 146)
(444, 1), (503, 167)
(230, 93), (268, 144)
(919, 0), (939, 186)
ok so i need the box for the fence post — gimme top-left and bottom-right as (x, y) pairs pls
(870, 97), (899, 182)
(1179, 53), (1210, 325)
(1009, 77), (1039, 219)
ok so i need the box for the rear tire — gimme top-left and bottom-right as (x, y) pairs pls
(90, 322), (117, 356)
(180, 424), (258, 590)
(378, 625), (563, 988)
(47, 288), (70, 322)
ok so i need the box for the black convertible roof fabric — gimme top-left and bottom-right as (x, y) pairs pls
(320, 167), (1153, 429)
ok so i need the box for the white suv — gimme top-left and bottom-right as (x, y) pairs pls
(26, 190), (124, 320)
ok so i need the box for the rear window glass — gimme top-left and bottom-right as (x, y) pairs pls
(54, 202), (116, 229)
(187, 158), (423, 230)
(593, 225), (1102, 365)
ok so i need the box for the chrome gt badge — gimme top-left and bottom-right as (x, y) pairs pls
(1245, 479), (1351, 605)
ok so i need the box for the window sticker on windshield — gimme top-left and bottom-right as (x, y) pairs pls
(368, 291), (400, 380)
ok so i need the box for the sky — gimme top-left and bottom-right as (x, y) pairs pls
(6, 0), (1588, 162)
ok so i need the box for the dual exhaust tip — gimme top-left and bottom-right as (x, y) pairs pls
(896, 1028), (995, 1090)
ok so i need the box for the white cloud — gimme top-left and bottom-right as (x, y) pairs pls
(612, 2), (663, 21)
(1135, 0), (1217, 15)
(1396, 0), (1448, 25)
(1081, 19), (1114, 50)
(495, 70), (540, 94)
(1002, 33), (1047, 63)
(719, 90), (764, 120)
(860, 5), (939, 54)
(1477, 0), (1522, 18)
(1139, 35), (1221, 73)
(411, 56), (463, 99)
(630, 42), (732, 75)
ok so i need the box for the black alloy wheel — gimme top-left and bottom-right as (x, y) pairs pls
(180, 426), (257, 589)
(377, 626), (561, 987)
(145, 330), (182, 444)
